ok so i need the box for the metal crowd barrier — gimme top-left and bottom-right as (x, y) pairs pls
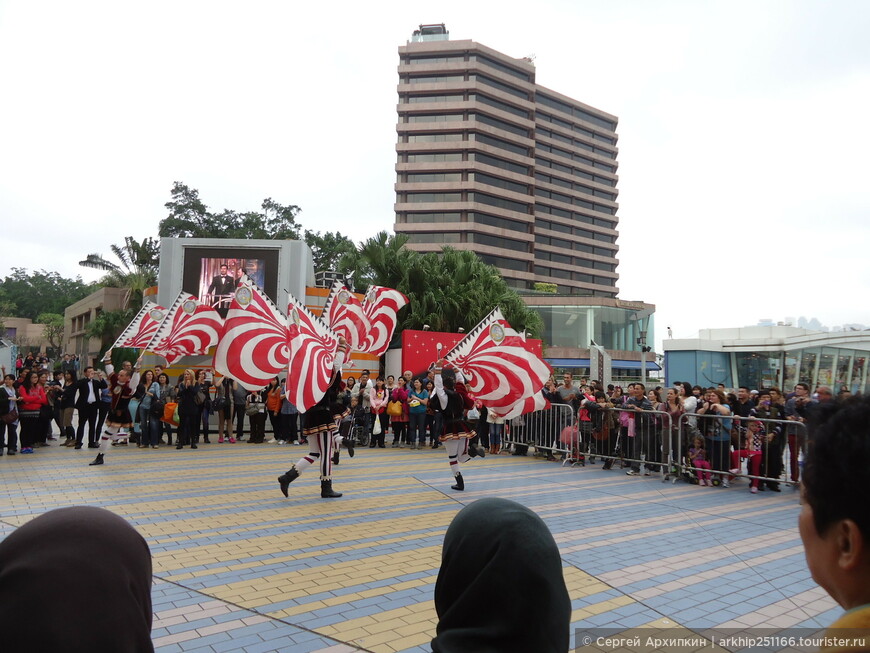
(582, 406), (675, 481)
(503, 404), (579, 466)
(508, 403), (807, 492)
(675, 412), (806, 489)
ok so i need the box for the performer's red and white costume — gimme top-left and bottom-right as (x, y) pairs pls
(433, 370), (478, 489)
(96, 363), (140, 458)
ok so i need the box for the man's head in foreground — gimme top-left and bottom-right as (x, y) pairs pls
(800, 395), (870, 611)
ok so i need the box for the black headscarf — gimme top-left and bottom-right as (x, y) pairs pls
(0, 506), (154, 653)
(432, 498), (571, 653)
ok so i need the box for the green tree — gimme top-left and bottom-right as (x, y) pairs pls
(84, 307), (136, 359)
(158, 182), (303, 240)
(79, 236), (160, 309)
(303, 230), (373, 291)
(356, 232), (543, 337)
(36, 312), (65, 351)
(0, 269), (96, 320)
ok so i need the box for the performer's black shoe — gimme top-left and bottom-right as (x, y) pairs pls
(176, 444), (183, 450)
(332, 450), (340, 465)
(278, 467), (300, 497)
(343, 437), (355, 458)
(320, 480), (342, 498)
(74, 443), (83, 450)
(451, 473), (465, 491)
(87, 443), (99, 449)
(191, 443), (198, 449)
(469, 443), (486, 458)
(89, 453), (104, 466)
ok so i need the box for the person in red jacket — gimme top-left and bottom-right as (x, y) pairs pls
(17, 372), (48, 454)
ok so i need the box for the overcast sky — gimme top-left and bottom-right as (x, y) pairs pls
(2, 0), (868, 349)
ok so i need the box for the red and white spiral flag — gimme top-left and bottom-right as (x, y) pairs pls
(322, 281), (369, 351)
(102, 301), (168, 359)
(213, 277), (293, 391)
(489, 391), (551, 420)
(359, 286), (408, 356)
(286, 295), (339, 411)
(444, 308), (551, 412)
(147, 293), (223, 366)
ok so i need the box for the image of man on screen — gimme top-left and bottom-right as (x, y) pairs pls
(207, 265), (236, 317)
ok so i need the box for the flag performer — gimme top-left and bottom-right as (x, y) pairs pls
(278, 337), (354, 498)
(89, 350), (141, 466)
(432, 358), (483, 492)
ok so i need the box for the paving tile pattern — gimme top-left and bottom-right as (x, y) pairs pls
(0, 441), (837, 651)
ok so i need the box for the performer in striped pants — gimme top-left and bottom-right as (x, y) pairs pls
(432, 362), (485, 491)
(278, 339), (354, 498)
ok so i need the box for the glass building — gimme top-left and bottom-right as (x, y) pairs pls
(664, 327), (870, 393)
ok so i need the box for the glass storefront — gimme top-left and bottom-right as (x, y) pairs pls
(532, 304), (653, 352)
(668, 346), (870, 394)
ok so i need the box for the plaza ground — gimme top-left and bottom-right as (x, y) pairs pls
(0, 440), (839, 652)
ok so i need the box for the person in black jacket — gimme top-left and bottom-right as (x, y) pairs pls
(73, 366), (107, 450)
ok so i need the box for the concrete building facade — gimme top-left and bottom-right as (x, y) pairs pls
(394, 26), (620, 297)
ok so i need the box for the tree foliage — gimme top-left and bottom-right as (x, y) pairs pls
(85, 308), (136, 358)
(303, 230), (373, 291)
(79, 236), (160, 309)
(158, 182), (303, 240)
(0, 269), (96, 320)
(356, 232), (543, 338)
(36, 313), (65, 350)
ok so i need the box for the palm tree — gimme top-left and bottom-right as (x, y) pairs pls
(79, 236), (160, 309)
(355, 234), (543, 337)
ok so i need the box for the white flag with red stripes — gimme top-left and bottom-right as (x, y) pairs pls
(322, 281), (369, 351)
(444, 308), (551, 412)
(286, 295), (339, 411)
(103, 302), (167, 359)
(489, 391), (551, 420)
(213, 277), (292, 391)
(358, 285), (408, 356)
(147, 294), (223, 366)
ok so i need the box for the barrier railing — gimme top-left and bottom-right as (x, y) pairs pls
(503, 404), (579, 465)
(676, 412), (805, 489)
(581, 406), (675, 480)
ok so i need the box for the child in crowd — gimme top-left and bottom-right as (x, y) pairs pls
(688, 435), (712, 486)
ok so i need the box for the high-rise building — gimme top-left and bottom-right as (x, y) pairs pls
(394, 24), (620, 298)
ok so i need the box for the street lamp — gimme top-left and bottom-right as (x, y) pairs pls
(633, 312), (652, 386)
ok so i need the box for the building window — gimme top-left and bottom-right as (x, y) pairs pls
(469, 74), (529, 100)
(468, 211), (530, 232)
(406, 232), (461, 244)
(407, 75), (465, 84)
(406, 172), (462, 182)
(468, 93), (530, 119)
(407, 114), (464, 123)
(472, 132), (530, 157)
(403, 212), (462, 223)
(407, 133), (463, 143)
(470, 172), (529, 194)
(469, 192), (531, 214)
(406, 94), (465, 103)
(407, 152), (463, 162)
(470, 54), (531, 81)
(471, 152), (529, 175)
(470, 113), (530, 137)
(468, 232), (530, 252)
(478, 253), (530, 272)
(406, 192), (462, 203)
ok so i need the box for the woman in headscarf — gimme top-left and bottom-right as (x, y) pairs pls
(0, 505), (154, 652)
(432, 497), (571, 653)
